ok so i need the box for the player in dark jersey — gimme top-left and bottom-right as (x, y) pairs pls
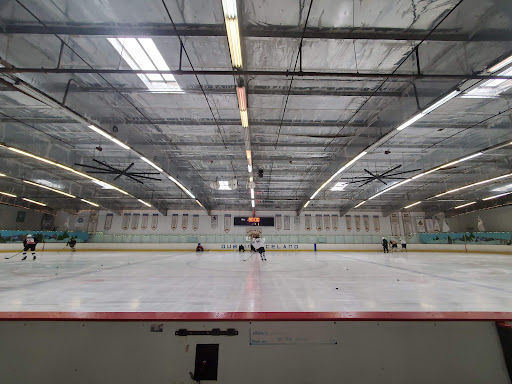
(67, 237), (77, 252)
(22, 234), (39, 260)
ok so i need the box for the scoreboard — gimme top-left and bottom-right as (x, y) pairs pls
(234, 217), (275, 226)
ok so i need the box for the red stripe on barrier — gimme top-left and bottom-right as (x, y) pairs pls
(0, 311), (511, 321)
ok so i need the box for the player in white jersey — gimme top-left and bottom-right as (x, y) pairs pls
(22, 234), (39, 260)
(252, 236), (266, 261)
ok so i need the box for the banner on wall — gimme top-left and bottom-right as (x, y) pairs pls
(390, 213), (400, 236)
(294, 216), (300, 229)
(363, 215), (370, 232)
(16, 211), (26, 223)
(345, 215), (352, 232)
(131, 213), (140, 230)
(305, 214), (312, 231)
(402, 212), (413, 236)
(332, 215), (339, 231)
(425, 216), (434, 233)
(104, 213), (113, 231)
(75, 215), (86, 229)
(141, 213), (149, 230)
(415, 216), (426, 233)
(224, 214), (231, 233)
(284, 215), (290, 230)
(122, 213), (131, 230)
(323, 215), (330, 231)
(373, 215), (380, 232)
(41, 213), (54, 230)
(275, 214), (282, 231)
(316, 214), (323, 231)
(171, 214), (178, 231)
(87, 211), (99, 232)
(182, 214), (188, 231)
(354, 215), (361, 232)
(151, 214), (159, 230)
(211, 215), (218, 229)
(434, 216), (441, 233)
(192, 214), (199, 231)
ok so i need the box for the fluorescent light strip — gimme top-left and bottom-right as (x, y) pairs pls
(138, 199), (151, 207)
(310, 151), (367, 200)
(440, 152), (483, 168)
(404, 201), (421, 209)
(435, 173), (512, 197)
(248, 164), (252, 173)
(140, 156), (163, 172)
(225, 18), (242, 68)
(482, 192), (512, 201)
(396, 90), (460, 131)
(251, 188), (254, 199)
(251, 199), (255, 208)
(0, 173), (6, 177)
(168, 176), (195, 199)
(24, 180), (76, 198)
(411, 167), (443, 180)
(6, 145), (129, 195)
(240, 109), (248, 128)
(488, 54), (512, 73)
(353, 201), (366, 208)
(81, 198), (99, 207)
(222, 0), (237, 18)
(0, 191), (16, 198)
(246, 149), (252, 161)
(23, 198), (46, 206)
(455, 201), (476, 209)
(303, 200), (310, 208)
(237, 87), (247, 111)
(88, 125), (130, 150)
(368, 179), (411, 200)
(196, 199), (204, 208)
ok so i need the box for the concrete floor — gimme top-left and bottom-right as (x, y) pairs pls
(0, 250), (511, 312)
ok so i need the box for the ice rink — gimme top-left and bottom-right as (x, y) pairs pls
(0, 249), (511, 313)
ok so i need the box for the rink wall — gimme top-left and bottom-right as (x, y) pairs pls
(0, 242), (512, 254)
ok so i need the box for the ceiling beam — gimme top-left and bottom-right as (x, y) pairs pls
(0, 23), (507, 42)
(1, 67), (509, 81)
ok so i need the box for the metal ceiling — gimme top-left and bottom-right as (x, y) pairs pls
(0, 0), (511, 217)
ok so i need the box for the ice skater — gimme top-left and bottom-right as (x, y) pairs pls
(252, 236), (266, 261)
(195, 243), (204, 252)
(400, 236), (407, 252)
(67, 237), (77, 252)
(238, 244), (245, 252)
(390, 239), (398, 252)
(382, 237), (389, 253)
(22, 234), (38, 260)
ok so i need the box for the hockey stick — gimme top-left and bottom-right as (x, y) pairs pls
(243, 251), (256, 261)
(4, 250), (24, 260)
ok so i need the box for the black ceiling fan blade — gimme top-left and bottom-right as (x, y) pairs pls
(92, 159), (118, 171)
(385, 168), (422, 177)
(379, 164), (402, 177)
(133, 175), (162, 181)
(128, 172), (162, 176)
(123, 163), (135, 173)
(126, 174), (144, 184)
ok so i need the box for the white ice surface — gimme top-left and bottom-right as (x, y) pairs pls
(0, 250), (511, 312)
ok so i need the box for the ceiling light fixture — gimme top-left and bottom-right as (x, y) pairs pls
(4, 144), (129, 195)
(88, 125), (130, 150)
(237, 86), (247, 111)
(246, 149), (251, 161)
(0, 173), (6, 177)
(81, 198), (99, 207)
(240, 110), (248, 128)
(222, 0), (242, 68)
(23, 198), (46, 206)
(435, 173), (512, 198)
(248, 164), (252, 173)
(251, 199), (255, 208)
(218, 180), (232, 190)
(140, 156), (163, 172)
(251, 188), (254, 199)
(168, 176), (195, 199)
(396, 90), (460, 131)
(303, 200), (310, 208)
(353, 201), (366, 208)
(24, 180), (76, 198)
(404, 201), (421, 209)
(196, 199), (204, 208)
(331, 182), (348, 191)
(454, 201), (476, 209)
(0, 191), (16, 198)
(310, 151), (367, 200)
(488, 54), (512, 73)
(482, 192), (512, 201)
(138, 199), (151, 207)
(368, 179), (411, 200)
(440, 152), (483, 168)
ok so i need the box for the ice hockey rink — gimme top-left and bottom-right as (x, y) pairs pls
(1, 249), (511, 313)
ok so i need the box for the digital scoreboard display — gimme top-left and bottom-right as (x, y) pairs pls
(234, 217), (275, 226)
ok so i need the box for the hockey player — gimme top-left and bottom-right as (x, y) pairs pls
(22, 234), (39, 260)
(382, 237), (389, 253)
(238, 244), (245, 252)
(195, 243), (204, 252)
(252, 236), (266, 261)
(67, 237), (77, 252)
(400, 236), (407, 252)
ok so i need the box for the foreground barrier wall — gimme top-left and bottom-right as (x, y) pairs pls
(0, 313), (511, 384)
